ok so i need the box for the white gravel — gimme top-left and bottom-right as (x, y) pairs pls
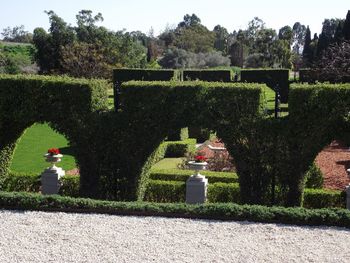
(0, 210), (349, 263)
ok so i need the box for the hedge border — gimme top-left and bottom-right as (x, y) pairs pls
(144, 180), (346, 209)
(0, 191), (349, 228)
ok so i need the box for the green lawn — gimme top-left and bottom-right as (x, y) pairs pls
(10, 123), (77, 174)
(151, 158), (184, 170)
(107, 88), (114, 109)
(262, 86), (288, 117)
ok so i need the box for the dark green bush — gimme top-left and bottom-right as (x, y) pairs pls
(299, 69), (320, 83)
(188, 127), (211, 143)
(166, 127), (189, 141)
(305, 162), (324, 189)
(299, 69), (350, 83)
(149, 169), (238, 183)
(303, 188), (346, 209)
(164, 139), (196, 157)
(183, 70), (232, 82)
(240, 69), (289, 102)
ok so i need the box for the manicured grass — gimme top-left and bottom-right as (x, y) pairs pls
(10, 123), (77, 174)
(107, 88), (114, 109)
(151, 158), (184, 170)
(262, 86), (288, 117)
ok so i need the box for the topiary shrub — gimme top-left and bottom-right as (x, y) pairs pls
(304, 162), (324, 189)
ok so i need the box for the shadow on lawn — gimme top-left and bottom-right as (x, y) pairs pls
(59, 146), (75, 157)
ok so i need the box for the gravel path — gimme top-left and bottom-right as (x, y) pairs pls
(0, 210), (349, 263)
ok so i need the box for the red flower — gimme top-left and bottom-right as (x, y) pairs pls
(47, 148), (60, 156)
(194, 155), (207, 163)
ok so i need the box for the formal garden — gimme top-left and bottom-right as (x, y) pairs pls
(0, 68), (350, 228)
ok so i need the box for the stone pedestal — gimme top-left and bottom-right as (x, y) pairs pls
(41, 166), (65, 195)
(186, 175), (208, 204)
(346, 186), (350, 210)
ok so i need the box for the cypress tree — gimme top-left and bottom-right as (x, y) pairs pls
(343, 10), (350, 40)
(302, 26), (313, 67)
(316, 33), (328, 60)
(334, 21), (344, 43)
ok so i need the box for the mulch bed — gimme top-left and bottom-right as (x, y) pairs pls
(200, 139), (350, 191)
(315, 140), (350, 191)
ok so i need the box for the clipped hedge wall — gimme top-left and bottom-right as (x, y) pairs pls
(1, 191), (349, 228)
(240, 69), (289, 102)
(3, 74), (350, 210)
(149, 169), (238, 183)
(1, 172), (40, 192)
(113, 68), (175, 82)
(0, 74), (109, 194)
(0, 172), (80, 197)
(144, 180), (345, 209)
(183, 70), (232, 82)
(164, 138), (196, 157)
(118, 80), (264, 201)
(303, 188), (346, 209)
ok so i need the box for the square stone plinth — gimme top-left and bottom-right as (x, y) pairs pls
(186, 175), (208, 204)
(41, 167), (65, 195)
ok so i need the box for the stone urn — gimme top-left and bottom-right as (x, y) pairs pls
(41, 152), (65, 195)
(187, 161), (208, 178)
(186, 161), (208, 204)
(44, 153), (63, 171)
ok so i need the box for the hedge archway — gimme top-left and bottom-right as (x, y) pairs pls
(2, 75), (350, 208)
(0, 75), (109, 194)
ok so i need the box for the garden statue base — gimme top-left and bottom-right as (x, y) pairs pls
(186, 175), (208, 204)
(41, 166), (65, 195)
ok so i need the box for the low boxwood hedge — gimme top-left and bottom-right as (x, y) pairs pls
(163, 138), (196, 158)
(0, 191), (349, 228)
(149, 169), (238, 183)
(2, 171), (346, 209)
(144, 180), (346, 209)
(303, 188), (346, 209)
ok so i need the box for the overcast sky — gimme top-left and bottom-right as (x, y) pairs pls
(1, 0), (349, 37)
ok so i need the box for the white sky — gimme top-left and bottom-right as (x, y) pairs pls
(1, 0), (349, 36)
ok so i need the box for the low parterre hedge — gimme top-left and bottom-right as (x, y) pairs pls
(2, 171), (346, 209)
(0, 191), (349, 228)
(163, 138), (196, 158)
(149, 169), (238, 183)
(144, 180), (346, 209)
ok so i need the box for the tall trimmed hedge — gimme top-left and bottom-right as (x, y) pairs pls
(183, 70), (232, 82)
(113, 68), (176, 82)
(0, 74), (109, 188)
(240, 69), (289, 102)
(116, 81), (265, 201)
(2, 74), (350, 209)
